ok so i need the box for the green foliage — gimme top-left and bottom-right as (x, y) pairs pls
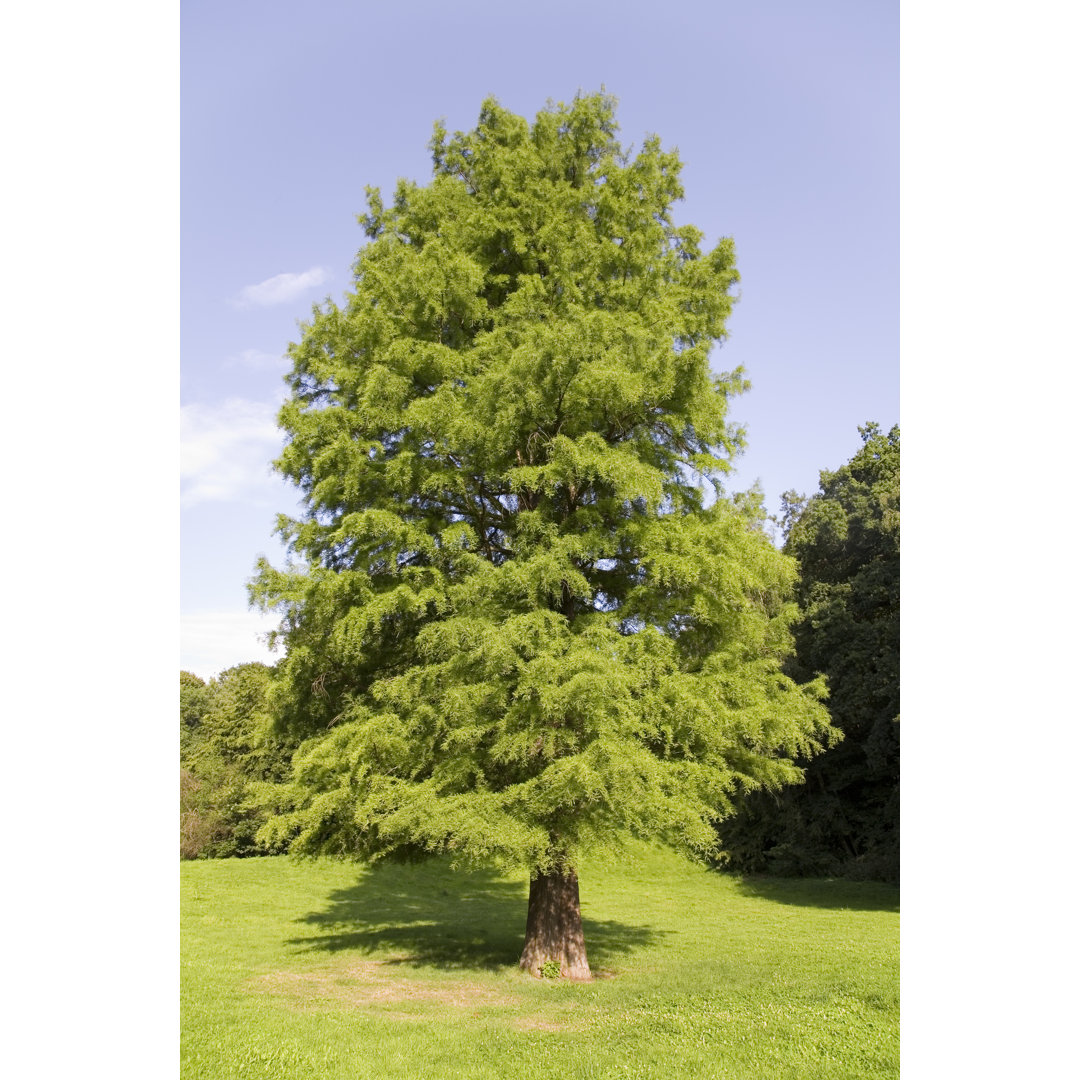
(179, 664), (296, 859)
(181, 847), (899, 1079)
(540, 960), (562, 980)
(250, 93), (836, 876)
(719, 423), (900, 881)
(180, 670), (213, 760)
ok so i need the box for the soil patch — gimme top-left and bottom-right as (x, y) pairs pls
(251, 958), (592, 1032)
(513, 1015), (586, 1032)
(251, 958), (517, 1013)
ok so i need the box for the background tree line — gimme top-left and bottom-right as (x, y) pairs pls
(180, 422), (898, 881)
(718, 422), (899, 882)
(180, 663), (296, 859)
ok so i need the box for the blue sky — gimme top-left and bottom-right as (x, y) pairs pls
(181, 0), (898, 677)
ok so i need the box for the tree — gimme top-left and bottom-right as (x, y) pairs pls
(180, 670), (218, 858)
(180, 670), (213, 761)
(179, 664), (294, 859)
(251, 93), (836, 978)
(718, 423), (899, 881)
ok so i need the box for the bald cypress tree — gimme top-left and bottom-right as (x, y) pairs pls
(252, 94), (835, 979)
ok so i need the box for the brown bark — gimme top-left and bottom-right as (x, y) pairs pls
(518, 869), (592, 980)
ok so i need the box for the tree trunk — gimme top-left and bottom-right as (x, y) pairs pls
(519, 869), (592, 980)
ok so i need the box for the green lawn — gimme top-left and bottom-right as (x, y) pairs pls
(181, 845), (898, 1079)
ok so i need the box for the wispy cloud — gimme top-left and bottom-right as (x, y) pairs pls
(227, 347), (288, 370)
(181, 610), (282, 681)
(180, 397), (285, 508)
(232, 266), (329, 308)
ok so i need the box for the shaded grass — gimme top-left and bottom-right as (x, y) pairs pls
(181, 844), (898, 1079)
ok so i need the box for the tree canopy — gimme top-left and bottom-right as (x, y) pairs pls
(250, 93), (836, 975)
(719, 423), (900, 881)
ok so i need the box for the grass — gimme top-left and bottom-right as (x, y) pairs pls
(181, 844), (898, 1079)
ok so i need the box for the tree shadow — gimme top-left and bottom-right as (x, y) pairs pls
(723, 872), (900, 913)
(287, 859), (664, 971)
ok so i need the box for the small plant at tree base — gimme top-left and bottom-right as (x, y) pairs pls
(252, 92), (837, 980)
(540, 961), (562, 980)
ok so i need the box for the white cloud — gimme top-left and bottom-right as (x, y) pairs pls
(180, 397), (284, 508)
(181, 610), (282, 681)
(232, 266), (328, 307)
(228, 347), (288, 369)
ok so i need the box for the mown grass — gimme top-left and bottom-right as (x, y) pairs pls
(181, 844), (898, 1079)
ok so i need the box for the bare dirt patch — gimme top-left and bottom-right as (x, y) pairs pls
(250, 958), (594, 1033)
(512, 1015), (587, 1033)
(250, 958), (519, 1014)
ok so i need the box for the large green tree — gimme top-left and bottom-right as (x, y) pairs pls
(719, 423), (900, 881)
(251, 94), (836, 978)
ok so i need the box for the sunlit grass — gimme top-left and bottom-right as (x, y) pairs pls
(181, 844), (898, 1078)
